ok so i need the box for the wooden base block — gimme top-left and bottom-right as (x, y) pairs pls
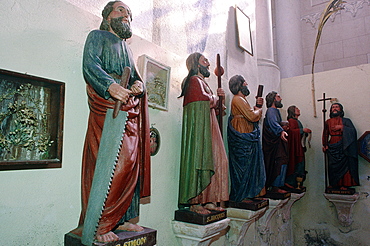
(64, 227), (156, 246)
(263, 190), (291, 200)
(227, 198), (269, 211)
(281, 185), (306, 194)
(325, 187), (356, 195)
(174, 209), (227, 225)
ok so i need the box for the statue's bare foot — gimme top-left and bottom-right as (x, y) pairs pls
(190, 204), (211, 214)
(117, 222), (144, 232)
(204, 203), (224, 211)
(96, 231), (119, 242)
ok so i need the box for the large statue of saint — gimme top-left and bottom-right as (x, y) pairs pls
(262, 91), (289, 193)
(75, 1), (151, 243)
(285, 105), (311, 190)
(322, 103), (359, 190)
(178, 52), (229, 214)
(227, 75), (266, 202)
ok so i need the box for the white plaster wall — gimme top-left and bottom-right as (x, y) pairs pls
(0, 0), (260, 245)
(0, 0), (95, 245)
(281, 64), (370, 245)
(300, 1), (370, 75)
(2, 0), (369, 245)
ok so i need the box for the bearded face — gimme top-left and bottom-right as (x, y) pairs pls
(329, 104), (344, 118)
(110, 17), (132, 39)
(240, 85), (250, 96)
(198, 64), (210, 78)
(275, 99), (283, 108)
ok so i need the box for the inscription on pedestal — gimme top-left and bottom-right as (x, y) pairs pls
(64, 227), (156, 246)
(174, 209), (227, 225)
(325, 187), (355, 195)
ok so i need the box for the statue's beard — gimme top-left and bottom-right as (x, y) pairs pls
(110, 17), (132, 39)
(275, 100), (283, 108)
(199, 64), (210, 78)
(330, 111), (341, 118)
(240, 86), (250, 96)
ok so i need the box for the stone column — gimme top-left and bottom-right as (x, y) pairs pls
(255, 0), (281, 93)
(275, 0), (304, 78)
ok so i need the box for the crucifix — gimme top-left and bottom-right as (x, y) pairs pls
(317, 93), (337, 190)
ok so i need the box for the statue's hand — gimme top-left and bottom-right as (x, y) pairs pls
(217, 88), (225, 97)
(333, 125), (343, 131)
(108, 83), (132, 104)
(130, 80), (144, 96)
(280, 131), (288, 142)
(256, 97), (264, 107)
(303, 128), (312, 133)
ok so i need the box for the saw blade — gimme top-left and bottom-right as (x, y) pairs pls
(81, 108), (128, 246)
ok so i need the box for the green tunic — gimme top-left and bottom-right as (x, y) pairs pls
(178, 75), (229, 206)
(178, 101), (215, 204)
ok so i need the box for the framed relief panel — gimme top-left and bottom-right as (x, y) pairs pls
(358, 131), (370, 163)
(235, 6), (253, 56)
(0, 69), (65, 171)
(138, 55), (171, 111)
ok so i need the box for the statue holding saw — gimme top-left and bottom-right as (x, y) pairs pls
(71, 1), (151, 244)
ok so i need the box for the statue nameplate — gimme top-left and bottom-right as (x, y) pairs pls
(64, 227), (156, 246)
(175, 209), (227, 225)
(227, 198), (269, 211)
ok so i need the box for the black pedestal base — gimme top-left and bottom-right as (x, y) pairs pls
(281, 185), (306, 194)
(325, 187), (356, 195)
(174, 209), (227, 225)
(227, 198), (269, 211)
(263, 190), (291, 200)
(64, 227), (156, 246)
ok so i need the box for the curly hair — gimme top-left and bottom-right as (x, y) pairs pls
(266, 91), (277, 108)
(99, 1), (132, 31)
(228, 75), (245, 95)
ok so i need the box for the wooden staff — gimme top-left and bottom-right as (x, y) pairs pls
(317, 93), (332, 190)
(214, 54), (225, 135)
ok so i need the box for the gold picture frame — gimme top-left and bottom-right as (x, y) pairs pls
(137, 55), (171, 111)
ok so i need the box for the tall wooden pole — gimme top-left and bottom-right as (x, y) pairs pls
(215, 54), (224, 136)
(317, 93), (332, 191)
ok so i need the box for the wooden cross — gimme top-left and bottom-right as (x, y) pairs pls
(317, 93), (333, 124)
(317, 93), (336, 190)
